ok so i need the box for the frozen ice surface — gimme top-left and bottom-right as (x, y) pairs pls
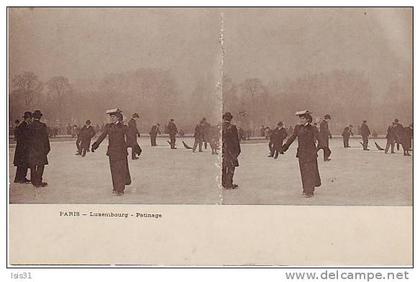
(9, 137), (221, 204)
(9, 137), (412, 205)
(222, 138), (412, 205)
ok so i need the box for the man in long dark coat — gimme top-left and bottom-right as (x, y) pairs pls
(209, 124), (220, 155)
(201, 118), (211, 149)
(341, 124), (353, 148)
(75, 125), (82, 155)
(222, 112), (241, 189)
(92, 110), (131, 196)
(127, 113), (141, 160)
(385, 121), (397, 154)
(167, 119), (178, 149)
(79, 120), (96, 157)
(27, 110), (50, 188)
(282, 110), (321, 198)
(393, 119), (404, 151)
(149, 123), (161, 146)
(401, 124), (412, 156)
(192, 121), (204, 153)
(13, 112), (32, 183)
(270, 121), (288, 159)
(360, 120), (371, 150)
(317, 114), (332, 161)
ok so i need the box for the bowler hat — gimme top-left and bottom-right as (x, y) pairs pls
(23, 111), (32, 119)
(277, 121), (284, 126)
(324, 114), (331, 119)
(32, 110), (43, 119)
(223, 112), (233, 121)
(132, 113), (139, 118)
(394, 118), (399, 123)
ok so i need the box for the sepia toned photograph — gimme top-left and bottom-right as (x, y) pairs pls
(7, 7), (413, 266)
(8, 7), (412, 205)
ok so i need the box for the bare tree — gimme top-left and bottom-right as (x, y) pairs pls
(11, 71), (43, 107)
(46, 76), (72, 124)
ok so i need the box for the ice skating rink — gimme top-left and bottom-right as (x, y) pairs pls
(9, 137), (412, 205)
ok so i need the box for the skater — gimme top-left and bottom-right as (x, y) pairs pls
(385, 121), (397, 154)
(401, 124), (412, 156)
(167, 119), (178, 149)
(341, 125), (353, 148)
(317, 114), (332, 161)
(192, 121), (204, 153)
(268, 127), (275, 157)
(270, 121), (288, 159)
(360, 120), (371, 150)
(209, 124), (220, 155)
(79, 120), (96, 157)
(393, 119), (404, 151)
(75, 125), (82, 155)
(222, 112), (241, 189)
(13, 112), (32, 183)
(282, 110), (321, 198)
(91, 109), (131, 196)
(27, 110), (50, 188)
(201, 118), (211, 149)
(127, 113), (141, 160)
(149, 123), (161, 146)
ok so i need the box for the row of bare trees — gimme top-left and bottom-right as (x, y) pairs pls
(9, 69), (219, 132)
(10, 72), (73, 125)
(223, 70), (412, 134)
(10, 69), (412, 134)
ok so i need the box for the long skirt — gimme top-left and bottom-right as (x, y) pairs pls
(298, 158), (321, 194)
(109, 157), (131, 193)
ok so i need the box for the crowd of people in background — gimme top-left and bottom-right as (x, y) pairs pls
(11, 108), (413, 198)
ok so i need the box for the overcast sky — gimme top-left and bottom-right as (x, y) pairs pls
(9, 8), (221, 93)
(9, 8), (412, 99)
(223, 8), (412, 99)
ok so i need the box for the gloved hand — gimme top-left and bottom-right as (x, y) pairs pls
(91, 142), (98, 152)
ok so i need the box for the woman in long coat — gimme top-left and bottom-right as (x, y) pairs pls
(282, 111), (321, 198)
(92, 111), (131, 196)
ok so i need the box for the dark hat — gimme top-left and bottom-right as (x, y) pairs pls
(23, 111), (32, 119)
(277, 121), (284, 126)
(363, 120), (367, 123)
(86, 120), (91, 125)
(15, 119), (20, 124)
(132, 113), (140, 118)
(170, 118), (174, 121)
(324, 114), (331, 119)
(32, 110), (43, 119)
(394, 118), (399, 123)
(223, 112), (233, 121)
